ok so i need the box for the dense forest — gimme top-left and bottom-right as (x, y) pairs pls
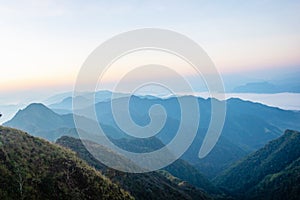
(56, 136), (214, 200)
(0, 126), (133, 200)
(215, 130), (300, 199)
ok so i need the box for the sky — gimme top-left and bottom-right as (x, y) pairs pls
(0, 0), (300, 102)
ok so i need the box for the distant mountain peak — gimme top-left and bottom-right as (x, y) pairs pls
(13, 103), (59, 119)
(3, 103), (72, 138)
(23, 103), (53, 111)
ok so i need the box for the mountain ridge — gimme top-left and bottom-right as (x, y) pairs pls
(4, 96), (300, 179)
(214, 129), (300, 199)
(56, 135), (214, 200)
(0, 126), (133, 199)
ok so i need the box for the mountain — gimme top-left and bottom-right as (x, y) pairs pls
(163, 159), (220, 194)
(226, 98), (300, 133)
(43, 91), (72, 105)
(3, 103), (75, 141)
(56, 136), (213, 200)
(91, 96), (295, 144)
(234, 80), (300, 93)
(111, 136), (219, 194)
(48, 90), (130, 114)
(182, 133), (249, 179)
(232, 73), (300, 93)
(91, 96), (299, 177)
(5, 95), (300, 179)
(3, 103), (100, 142)
(0, 126), (133, 199)
(49, 96), (92, 115)
(232, 82), (279, 93)
(214, 129), (300, 200)
(248, 156), (300, 200)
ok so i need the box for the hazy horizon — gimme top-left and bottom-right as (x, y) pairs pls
(1, 0), (300, 100)
(1, 0), (300, 127)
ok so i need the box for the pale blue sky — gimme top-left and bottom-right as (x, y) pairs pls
(0, 0), (299, 97)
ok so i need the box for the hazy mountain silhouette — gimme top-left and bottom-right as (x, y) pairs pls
(4, 103), (75, 140)
(5, 95), (300, 179)
(91, 96), (299, 177)
(232, 70), (300, 93)
(48, 90), (130, 115)
(232, 75), (300, 93)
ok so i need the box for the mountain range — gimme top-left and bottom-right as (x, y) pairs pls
(232, 72), (300, 93)
(4, 95), (300, 178)
(2, 93), (300, 199)
(1, 125), (300, 199)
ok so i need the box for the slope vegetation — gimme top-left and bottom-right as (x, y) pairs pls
(214, 129), (300, 199)
(57, 136), (213, 200)
(0, 126), (133, 200)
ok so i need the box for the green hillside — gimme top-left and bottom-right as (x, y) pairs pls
(0, 126), (133, 200)
(249, 156), (300, 200)
(214, 129), (300, 199)
(111, 136), (219, 194)
(56, 136), (213, 200)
